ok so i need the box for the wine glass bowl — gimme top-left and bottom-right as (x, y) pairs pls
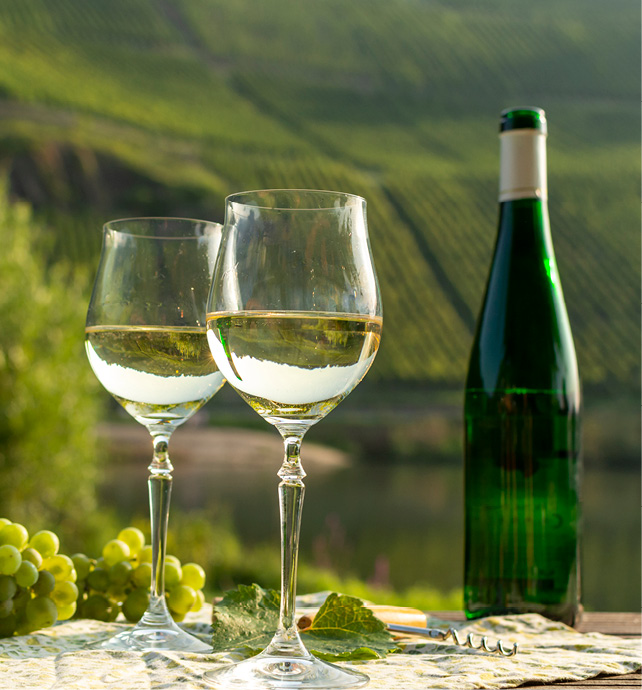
(85, 217), (224, 652)
(208, 312), (381, 432)
(207, 190), (381, 437)
(205, 190), (382, 688)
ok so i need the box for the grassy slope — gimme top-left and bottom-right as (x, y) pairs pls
(0, 0), (638, 388)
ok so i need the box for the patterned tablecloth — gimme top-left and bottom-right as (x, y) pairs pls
(0, 605), (640, 690)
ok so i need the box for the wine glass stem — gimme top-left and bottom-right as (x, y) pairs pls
(148, 433), (173, 606)
(265, 434), (309, 657)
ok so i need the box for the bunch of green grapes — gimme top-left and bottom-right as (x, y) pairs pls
(0, 518), (79, 637)
(73, 527), (206, 624)
(0, 519), (207, 636)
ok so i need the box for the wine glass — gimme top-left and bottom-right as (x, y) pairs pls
(85, 217), (225, 652)
(204, 190), (382, 688)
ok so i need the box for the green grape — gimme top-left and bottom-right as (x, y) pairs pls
(164, 562), (182, 589)
(0, 523), (29, 550)
(42, 555), (74, 582)
(0, 545), (22, 575)
(12, 587), (31, 610)
(138, 546), (153, 564)
(165, 554), (181, 568)
(138, 547), (153, 566)
(51, 581), (78, 607)
(190, 589), (205, 613)
(180, 563), (206, 591)
(168, 584), (196, 615)
(83, 593), (114, 622)
(24, 596), (57, 632)
(86, 567), (110, 592)
(109, 560), (133, 587)
(102, 539), (130, 567)
(56, 601), (76, 621)
(95, 557), (107, 569)
(0, 519), (11, 530)
(71, 554), (91, 581)
(170, 611), (185, 623)
(28, 531), (59, 559)
(21, 548), (43, 569)
(32, 570), (56, 596)
(0, 574), (17, 600)
(106, 584), (127, 603)
(132, 562), (152, 589)
(122, 588), (149, 623)
(15, 561), (39, 588)
(0, 598), (13, 618)
(117, 527), (145, 555)
(0, 612), (16, 637)
(75, 598), (87, 618)
(106, 603), (120, 622)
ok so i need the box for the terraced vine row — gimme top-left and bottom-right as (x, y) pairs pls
(202, 149), (474, 382)
(0, 0), (636, 389)
(0, 0), (178, 42)
(386, 168), (639, 387)
(0, 2), (305, 151)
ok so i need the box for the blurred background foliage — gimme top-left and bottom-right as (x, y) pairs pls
(0, 0), (638, 610)
(0, 186), (104, 531)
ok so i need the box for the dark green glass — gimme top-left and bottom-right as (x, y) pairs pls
(464, 109), (581, 625)
(499, 106), (547, 133)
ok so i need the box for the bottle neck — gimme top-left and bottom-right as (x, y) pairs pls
(495, 199), (554, 272)
(499, 129), (547, 202)
(466, 199), (577, 397)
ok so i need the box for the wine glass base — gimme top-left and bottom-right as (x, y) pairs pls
(98, 620), (211, 653)
(203, 653), (369, 689)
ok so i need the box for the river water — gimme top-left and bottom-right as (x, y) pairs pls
(100, 418), (640, 613)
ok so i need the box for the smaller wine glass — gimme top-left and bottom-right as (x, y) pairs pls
(204, 190), (382, 688)
(85, 217), (224, 652)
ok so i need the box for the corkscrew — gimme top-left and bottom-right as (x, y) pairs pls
(387, 623), (519, 657)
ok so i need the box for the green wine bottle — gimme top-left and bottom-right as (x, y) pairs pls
(463, 107), (581, 625)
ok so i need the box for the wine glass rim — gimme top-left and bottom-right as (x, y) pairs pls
(103, 217), (222, 238)
(225, 188), (366, 211)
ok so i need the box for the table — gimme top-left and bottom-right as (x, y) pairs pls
(1, 608), (638, 689)
(431, 612), (641, 689)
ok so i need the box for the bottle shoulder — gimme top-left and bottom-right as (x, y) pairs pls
(466, 311), (579, 395)
(467, 202), (579, 394)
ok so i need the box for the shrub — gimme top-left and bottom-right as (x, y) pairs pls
(0, 185), (104, 538)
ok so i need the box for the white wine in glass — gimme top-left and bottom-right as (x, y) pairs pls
(204, 190), (382, 689)
(85, 218), (224, 652)
(85, 326), (222, 427)
(208, 311), (381, 428)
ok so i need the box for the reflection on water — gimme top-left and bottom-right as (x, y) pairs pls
(100, 425), (641, 612)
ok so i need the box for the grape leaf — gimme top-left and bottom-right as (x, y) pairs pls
(301, 592), (399, 661)
(211, 583), (280, 653)
(210, 584), (399, 661)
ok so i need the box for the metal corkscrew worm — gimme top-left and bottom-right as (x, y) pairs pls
(387, 624), (519, 657)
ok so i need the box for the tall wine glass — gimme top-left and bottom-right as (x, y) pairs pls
(204, 190), (382, 688)
(85, 218), (225, 652)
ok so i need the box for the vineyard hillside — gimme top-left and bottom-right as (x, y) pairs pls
(0, 0), (638, 390)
